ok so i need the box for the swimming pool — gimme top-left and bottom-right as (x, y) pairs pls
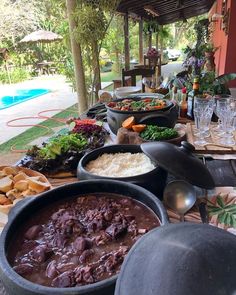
(0, 89), (50, 110)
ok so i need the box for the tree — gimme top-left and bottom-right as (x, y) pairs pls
(66, 0), (88, 114)
(72, 0), (120, 102)
(102, 15), (124, 73)
(0, 0), (41, 46)
(173, 14), (208, 48)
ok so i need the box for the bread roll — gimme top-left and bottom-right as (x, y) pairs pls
(0, 176), (13, 193)
(28, 178), (50, 193)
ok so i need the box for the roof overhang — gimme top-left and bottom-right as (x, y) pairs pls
(117, 0), (216, 25)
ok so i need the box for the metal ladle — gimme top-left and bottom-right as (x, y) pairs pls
(163, 180), (197, 222)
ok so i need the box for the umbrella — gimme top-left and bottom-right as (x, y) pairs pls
(19, 30), (63, 44)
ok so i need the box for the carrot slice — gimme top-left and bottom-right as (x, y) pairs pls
(132, 124), (147, 133)
(122, 116), (135, 129)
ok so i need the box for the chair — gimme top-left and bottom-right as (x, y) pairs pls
(144, 54), (162, 76)
(122, 68), (155, 92)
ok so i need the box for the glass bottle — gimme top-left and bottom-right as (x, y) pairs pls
(171, 86), (178, 102)
(180, 87), (187, 118)
(187, 77), (200, 119)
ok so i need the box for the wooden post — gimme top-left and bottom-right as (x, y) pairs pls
(156, 33), (159, 51)
(148, 32), (152, 49)
(91, 41), (102, 103)
(139, 19), (144, 64)
(66, 0), (88, 114)
(124, 13), (130, 70)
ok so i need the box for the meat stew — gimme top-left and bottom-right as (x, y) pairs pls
(8, 193), (159, 288)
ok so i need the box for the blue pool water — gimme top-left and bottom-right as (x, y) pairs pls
(0, 89), (50, 110)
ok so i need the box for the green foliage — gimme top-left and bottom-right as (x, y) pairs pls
(143, 20), (160, 34)
(60, 52), (76, 90)
(102, 15), (124, 73)
(215, 73), (236, 85)
(208, 196), (236, 228)
(174, 15), (208, 49)
(212, 73), (236, 95)
(0, 67), (30, 84)
(73, 6), (108, 44)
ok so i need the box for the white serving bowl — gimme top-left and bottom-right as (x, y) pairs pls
(114, 86), (141, 98)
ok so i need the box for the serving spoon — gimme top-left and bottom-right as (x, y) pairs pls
(163, 180), (196, 222)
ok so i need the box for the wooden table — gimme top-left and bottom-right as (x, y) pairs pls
(36, 61), (54, 75)
(47, 158), (236, 189)
(0, 116), (236, 294)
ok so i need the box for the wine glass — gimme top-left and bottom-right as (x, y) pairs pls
(194, 97), (214, 146)
(213, 95), (231, 135)
(216, 97), (235, 146)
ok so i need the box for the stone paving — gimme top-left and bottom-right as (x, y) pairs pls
(0, 75), (77, 145)
(0, 75), (112, 145)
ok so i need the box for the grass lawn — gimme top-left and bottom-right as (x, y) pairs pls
(0, 104), (78, 154)
(101, 71), (119, 82)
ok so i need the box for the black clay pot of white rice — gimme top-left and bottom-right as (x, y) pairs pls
(77, 144), (168, 199)
(0, 180), (168, 295)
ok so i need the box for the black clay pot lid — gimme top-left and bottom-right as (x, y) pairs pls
(115, 223), (236, 295)
(141, 141), (215, 189)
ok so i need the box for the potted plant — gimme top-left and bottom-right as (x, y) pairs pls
(203, 43), (218, 57)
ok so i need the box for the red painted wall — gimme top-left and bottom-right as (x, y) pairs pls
(209, 0), (236, 87)
(225, 0), (236, 87)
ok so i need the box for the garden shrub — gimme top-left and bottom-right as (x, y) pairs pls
(0, 67), (31, 84)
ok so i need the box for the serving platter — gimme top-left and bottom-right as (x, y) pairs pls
(19, 120), (110, 178)
(116, 123), (186, 146)
(186, 123), (236, 154)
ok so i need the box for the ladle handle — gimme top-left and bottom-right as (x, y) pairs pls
(180, 214), (185, 222)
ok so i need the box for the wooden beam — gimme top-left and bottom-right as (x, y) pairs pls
(152, 2), (212, 17)
(124, 13), (130, 70)
(139, 19), (144, 64)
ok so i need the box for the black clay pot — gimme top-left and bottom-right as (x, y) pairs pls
(0, 180), (168, 295)
(106, 96), (178, 134)
(77, 145), (168, 198)
(115, 223), (236, 295)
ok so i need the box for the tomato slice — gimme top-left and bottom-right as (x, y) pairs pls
(143, 98), (152, 103)
(75, 119), (96, 125)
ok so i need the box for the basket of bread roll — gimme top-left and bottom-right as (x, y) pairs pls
(0, 166), (51, 216)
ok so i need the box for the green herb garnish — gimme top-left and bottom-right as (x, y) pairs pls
(140, 125), (178, 141)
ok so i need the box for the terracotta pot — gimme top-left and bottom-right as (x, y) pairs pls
(204, 51), (214, 58)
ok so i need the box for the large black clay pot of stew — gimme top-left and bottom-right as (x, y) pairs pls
(77, 144), (168, 198)
(106, 96), (178, 134)
(0, 180), (168, 295)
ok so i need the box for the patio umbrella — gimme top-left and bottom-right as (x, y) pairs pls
(19, 30), (63, 44)
(18, 30), (63, 74)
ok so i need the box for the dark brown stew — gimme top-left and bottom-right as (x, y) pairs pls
(8, 193), (159, 288)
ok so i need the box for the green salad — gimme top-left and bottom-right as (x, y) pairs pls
(140, 125), (178, 141)
(38, 133), (87, 159)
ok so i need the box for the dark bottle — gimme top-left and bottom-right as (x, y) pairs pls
(187, 77), (200, 119)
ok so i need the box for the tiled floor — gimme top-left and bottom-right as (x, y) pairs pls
(0, 75), (77, 144)
(0, 76), (112, 145)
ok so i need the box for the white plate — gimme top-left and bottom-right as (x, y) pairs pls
(114, 86), (142, 98)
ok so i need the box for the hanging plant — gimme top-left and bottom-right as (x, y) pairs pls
(143, 20), (159, 34)
(72, 0), (121, 103)
(73, 6), (107, 44)
(81, 0), (121, 11)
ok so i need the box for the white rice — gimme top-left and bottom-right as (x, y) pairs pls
(85, 152), (155, 177)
